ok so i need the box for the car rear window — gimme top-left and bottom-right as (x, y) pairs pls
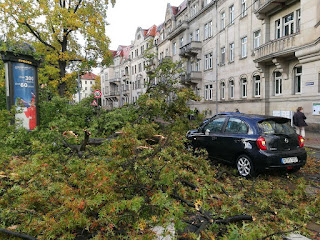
(258, 119), (296, 135)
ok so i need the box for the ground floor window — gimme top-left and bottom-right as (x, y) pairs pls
(229, 79), (234, 99)
(274, 72), (282, 95)
(220, 82), (225, 100)
(254, 75), (261, 97)
(294, 66), (302, 94)
(205, 84), (213, 100)
(241, 78), (247, 98)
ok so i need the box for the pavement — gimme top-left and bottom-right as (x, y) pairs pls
(305, 130), (320, 150)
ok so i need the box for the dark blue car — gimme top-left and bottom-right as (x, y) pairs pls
(186, 113), (307, 177)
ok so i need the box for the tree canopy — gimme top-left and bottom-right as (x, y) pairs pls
(0, 0), (115, 97)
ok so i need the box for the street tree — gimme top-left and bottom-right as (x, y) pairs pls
(0, 0), (115, 97)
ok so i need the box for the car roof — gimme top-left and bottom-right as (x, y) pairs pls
(216, 112), (290, 122)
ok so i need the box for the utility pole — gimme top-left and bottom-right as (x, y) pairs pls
(78, 70), (81, 102)
(215, 0), (219, 114)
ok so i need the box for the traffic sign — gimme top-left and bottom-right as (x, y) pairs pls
(91, 100), (98, 106)
(93, 90), (102, 99)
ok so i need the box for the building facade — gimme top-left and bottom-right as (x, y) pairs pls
(101, 0), (320, 128)
(73, 72), (96, 102)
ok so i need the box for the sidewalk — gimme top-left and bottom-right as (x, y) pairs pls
(305, 130), (320, 150)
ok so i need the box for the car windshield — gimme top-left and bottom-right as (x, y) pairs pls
(258, 119), (296, 135)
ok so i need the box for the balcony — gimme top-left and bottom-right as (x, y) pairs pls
(254, 34), (299, 63)
(109, 78), (121, 83)
(167, 21), (189, 40)
(179, 41), (202, 58)
(180, 71), (202, 85)
(109, 90), (120, 97)
(254, 0), (299, 20)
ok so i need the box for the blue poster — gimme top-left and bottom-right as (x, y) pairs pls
(13, 63), (37, 130)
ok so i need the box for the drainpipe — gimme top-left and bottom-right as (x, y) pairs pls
(215, 0), (219, 114)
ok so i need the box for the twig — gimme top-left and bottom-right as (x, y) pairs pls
(259, 227), (298, 240)
(0, 228), (37, 240)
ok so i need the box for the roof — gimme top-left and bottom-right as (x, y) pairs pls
(81, 72), (96, 80)
(144, 25), (157, 37)
(110, 45), (131, 63)
(172, 0), (187, 16)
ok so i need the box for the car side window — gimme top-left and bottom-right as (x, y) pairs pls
(203, 117), (226, 133)
(225, 118), (248, 134)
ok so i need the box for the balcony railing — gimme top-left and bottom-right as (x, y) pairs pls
(109, 78), (121, 83)
(180, 71), (202, 84)
(167, 21), (189, 40)
(179, 41), (202, 58)
(254, 34), (298, 62)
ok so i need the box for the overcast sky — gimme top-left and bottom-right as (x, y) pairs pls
(106, 0), (184, 50)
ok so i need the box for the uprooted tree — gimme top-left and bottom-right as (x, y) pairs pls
(0, 0), (115, 97)
(0, 47), (318, 239)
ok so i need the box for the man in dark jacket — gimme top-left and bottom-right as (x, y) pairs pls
(293, 107), (307, 138)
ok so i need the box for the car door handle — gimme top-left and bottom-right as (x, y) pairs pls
(211, 136), (217, 140)
(234, 139), (242, 143)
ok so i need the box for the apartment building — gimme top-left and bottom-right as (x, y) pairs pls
(101, 0), (320, 128)
(100, 45), (131, 109)
(73, 72), (96, 102)
(101, 25), (158, 109)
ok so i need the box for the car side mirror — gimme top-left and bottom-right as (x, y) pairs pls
(205, 129), (210, 136)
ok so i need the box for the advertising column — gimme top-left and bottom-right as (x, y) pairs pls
(13, 62), (37, 130)
(1, 51), (40, 130)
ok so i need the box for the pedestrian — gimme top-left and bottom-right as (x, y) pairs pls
(235, 108), (240, 112)
(293, 107), (308, 138)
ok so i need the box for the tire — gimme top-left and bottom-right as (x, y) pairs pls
(236, 155), (256, 177)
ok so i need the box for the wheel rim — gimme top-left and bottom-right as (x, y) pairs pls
(237, 157), (251, 176)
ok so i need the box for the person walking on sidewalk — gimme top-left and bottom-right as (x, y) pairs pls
(293, 107), (308, 138)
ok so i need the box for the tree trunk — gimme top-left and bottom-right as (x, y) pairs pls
(58, 37), (68, 97)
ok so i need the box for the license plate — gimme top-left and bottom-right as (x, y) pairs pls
(281, 157), (298, 164)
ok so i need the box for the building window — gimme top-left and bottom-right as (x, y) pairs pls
(229, 5), (235, 24)
(229, 42), (234, 62)
(138, 63), (142, 72)
(221, 82), (225, 100)
(195, 29), (200, 41)
(189, 33), (193, 42)
(205, 0), (212, 6)
(180, 37), (184, 47)
(204, 21), (212, 40)
(221, 47), (225, 65)
(253, 30), (261, 49)
(283, 12), (294, 36)
(205, 84), (213, 100)
(241, 0), (247, 17)
(275, 19), (281, 39)
(241, 78), (247, 98)
(221, 12), (225, 30)
(229, 79), (234, 99)
(195, 59), (201, 71)
(254, 75), (261, 97)
(241, 36), (247, 58)
(204, 53), (213, 70)
(294, 66), (302, 94)
(296, 9), (301, 32)
(191, 4), (198, 17)
(274, 72), (282, 95)
(173, 42), (177, 55)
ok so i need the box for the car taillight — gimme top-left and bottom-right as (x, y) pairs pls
(298, 135), (304, 148)
(257, 136), (267, 150)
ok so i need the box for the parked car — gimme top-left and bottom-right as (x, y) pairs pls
(186, 113), (307, 177)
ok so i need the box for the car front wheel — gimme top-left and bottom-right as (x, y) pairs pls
(236, 155), (256, 177)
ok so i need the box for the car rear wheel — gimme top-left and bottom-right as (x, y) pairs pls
(236, 155), (256, 177)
